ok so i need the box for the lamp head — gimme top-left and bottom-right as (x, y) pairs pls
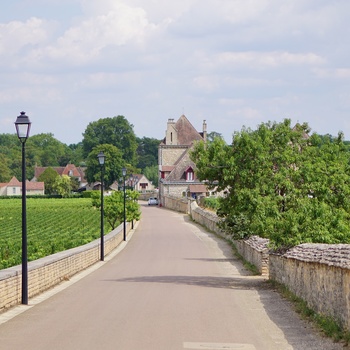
(122, 167), (127, 177)
(15, 111), (31, 143)
(97, 151), (105, 166)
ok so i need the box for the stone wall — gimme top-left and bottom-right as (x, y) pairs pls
(269, 245), (350, 330)
(189, 201), (269, 276)
(0, 221), (132, 312)
(162, 195), (189, 213)
(159, 146), (188, 167)
(187, 199), (350, 331)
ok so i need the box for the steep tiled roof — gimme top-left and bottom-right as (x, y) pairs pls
(2, 177), (44, 190)
(7, 176), (21, 186)
(175, 115), (203, 145)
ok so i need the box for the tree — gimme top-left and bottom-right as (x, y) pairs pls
(191, 119), (350, 249)
(207, 131), (223, 143)
(91, 189), (141, 230)
(53, 175), (72, 197)
(136, 137), (160, 169)
(0, 154), (11, 182)
(143, 165), (158, 187)
(85, 144), (124, 188)
(28, 133), (71, 166)
(38, 167), (59, 195)
(82, 116), (138, 166)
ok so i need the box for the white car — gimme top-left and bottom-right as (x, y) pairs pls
(148, 197), (158, 205)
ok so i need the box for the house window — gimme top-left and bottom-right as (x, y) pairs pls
(69, 170), (73, 176)
(186, 170), (194, 181)
(13, 187), (16, 194)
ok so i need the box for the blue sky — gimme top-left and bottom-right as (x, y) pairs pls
(1, 0), (350, 144)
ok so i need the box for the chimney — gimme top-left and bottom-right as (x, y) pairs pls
(203, 120), (207, 143)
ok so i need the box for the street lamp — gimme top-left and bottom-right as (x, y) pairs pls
(14, 111), (31, 305)
(97, 151), (106, 261)
(122, 167), (127, 241)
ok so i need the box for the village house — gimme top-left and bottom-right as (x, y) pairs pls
(33, 163), (87, 189)
(109, 173), (155, 193)
(158, 115), (209, 205)
(0, 176), (45, 196)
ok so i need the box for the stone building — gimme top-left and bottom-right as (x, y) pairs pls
(158, 115), (208, 205)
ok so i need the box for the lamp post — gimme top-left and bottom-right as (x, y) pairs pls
(97, 151), (106, 261)
(14, 111), (31, 305)
(122, 167), (127, 241)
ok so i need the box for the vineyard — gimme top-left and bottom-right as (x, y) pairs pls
(0, 198), (107, 269)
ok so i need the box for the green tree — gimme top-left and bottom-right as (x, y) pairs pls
(86, 144), (124, 188)
(191, 119), (350, 249)
(143, 165), (158, 187)
(207, 131), (223, 143)
(0, 153), (11, 182)
(38, 167), (59, 195)
(28, 133), (71, 166)
(136, 136), (160, 169)
(91, 189), (140, 230)
(53, 175), (72, 197)
(82, 116), (138, 166)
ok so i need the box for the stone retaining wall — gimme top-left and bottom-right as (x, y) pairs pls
(189, 201), (269, 276)
(162, 195), (189, 213)
(0, 221), (132, 312)
(269, 245), (350, 330)
(186, 199), (350, 331)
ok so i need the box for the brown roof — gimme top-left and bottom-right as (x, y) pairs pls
(26, 180), (45, 190)
(8, 176), (21, 186)
(3, 177), (44, 190)
(189, 184), (207, 193)
(35, 164), (86, 180)
(174, 115), (203, 145)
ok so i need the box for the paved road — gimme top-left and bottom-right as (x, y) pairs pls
(0, 204), (343, 350)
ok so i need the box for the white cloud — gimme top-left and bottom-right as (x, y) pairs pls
(0, 17), (50, 55)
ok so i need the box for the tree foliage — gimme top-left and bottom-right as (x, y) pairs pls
(38, 167), (59, 195)
(91, 190), (141, 230)
(82, 116), (138, 166)
(136, 136), (160, 169)
(85, 144), (124, 188)
(191, 119), (350, 249)
(53, 175), (72, 198)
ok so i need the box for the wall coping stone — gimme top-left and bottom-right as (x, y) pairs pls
(243, 236), (270, 253)
(283, 243), (350, 269)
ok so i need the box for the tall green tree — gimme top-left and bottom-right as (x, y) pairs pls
(143, 165), (158, 187)
(136, 136), (160, 169)
(91, 189), (141, 230)
(0, 154), (11, 182)
(38, 167), (59, 195)
(28, 133), (71, 166)
(82, 116), (138, 166)
(86, 144), (124, 188)
(53, 175), (72, 197)
(191, 119), (350, 249)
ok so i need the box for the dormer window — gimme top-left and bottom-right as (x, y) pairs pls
(185, 166), (194, 181)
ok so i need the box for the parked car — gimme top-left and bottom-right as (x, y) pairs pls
(148, 197), (158, 205)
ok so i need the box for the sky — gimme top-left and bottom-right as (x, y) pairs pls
(1, 0), (350, 145)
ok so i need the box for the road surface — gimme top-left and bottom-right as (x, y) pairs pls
(0, 204), (343, 349)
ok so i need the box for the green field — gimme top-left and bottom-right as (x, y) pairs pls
(0, 198), (105, 269)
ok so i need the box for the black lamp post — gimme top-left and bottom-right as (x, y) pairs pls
(122, 167), (127, 241)
(97, 151), (106, 261)
(14, 111), (31, 305)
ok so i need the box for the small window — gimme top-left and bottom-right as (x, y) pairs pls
(186, 171), (194, 181)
